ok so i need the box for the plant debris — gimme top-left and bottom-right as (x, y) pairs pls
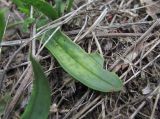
(0, 0), (160, 118)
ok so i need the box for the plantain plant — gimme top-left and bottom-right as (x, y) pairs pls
(22, 0), (122, 92)
(8, 0), (123, 118)
(43, 30), (122, 92)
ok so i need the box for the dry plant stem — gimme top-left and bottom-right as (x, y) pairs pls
(7, 55), (50, 71)
(37, 0), (97, 33)
(11, 66), (30, 93)
(101, 101), (106, 119)
(106, 86), (159, 118)
(2, 28), (47, 69)
(130, 86), (160, 119)
(0, 23), (52, 90)
(98, 21), (154, 29)
(1, 0), (159, 119)
(37, 1), (93, 31)
(150, 86), (160, 119)
(105, 96), (144, 118)
(119, 0), (125, 9)
(88, 38), (93, 53)
(71, 96), (101, 119)
(0, 37), (32, 90)
(1, 33), (143, 46)
(130, 101), (146, 119)
(77, 7), (108, 42)
(37, 11), (73, 31)
(63, 90), (90, 119)
(4, 65), (32, 118)
(13, 10), (24, 21)
(132, 108), (150, 118)
(51, 78), (72, 96)
(1, 39), (28, 46)
(124, 53), (160, 84)
(10, 55), (50, 92)
(79, 33), (143, 39)
(0, 15), (10, 89)
(74, 15), (88, 42)
(0, 0), (10, 6)
(3, 65), (32, 119)
(36, 27), (60, 56)
(92, 32), (103, 56)
(110, 19), (160, 71)
(30, 6), (36, 56)
(79, 99), (104, 119)
(126, 0), (134, 7)
(109, 15), (117, 26)
(120, 38), (160, 79)
(114, 92), (123, 113)
(3, 26), (60, 118)
(45, 58), (54, 76)
(130, 1), (160, 11)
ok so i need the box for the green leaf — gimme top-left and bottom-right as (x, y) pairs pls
(21, 54), (51, 119)
(36, 17), (49, 28)
(23, 0), (58, 20)
(12, 0), (30, 15)
(66, 0), (74, 12)
(22, 17), (35, 33)
(89, 52), (104, 67)
(42, 30), (123, 92)
(55, 0), (65, 17)
(0, 9), (6, 47)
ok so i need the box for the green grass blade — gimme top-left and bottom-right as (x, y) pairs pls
(24, 0), (58, 20)
(42, 30), (123, 92)
(21, 54), (51, 119)
(0, 9), (6, 47)
(66, 0), (74, 12)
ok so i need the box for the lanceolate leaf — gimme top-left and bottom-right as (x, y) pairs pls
(42, 30), (123, 92)
(24, 0), (58, 20)
(21, 55), (51, 119)
(0, 9), (6, 47)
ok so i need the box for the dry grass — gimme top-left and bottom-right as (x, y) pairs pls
(0, 0), (160, 119)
